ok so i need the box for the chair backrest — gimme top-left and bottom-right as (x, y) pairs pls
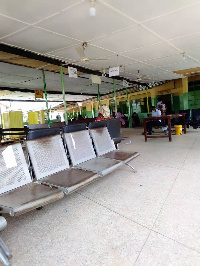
(89, 123), (115, 156)
(26, 134), (69, 180)
(106, 118), (121, 139)
(0, 143), (32, 194)
(63, 123), (87, 133)
(28, 124), (49, 130)
(50, 121), (65, 128)
(27, 128), (60, 140)
(88, 120), (106, 129)
(63, 129), (96, 166)
(192, 109), (200, 122)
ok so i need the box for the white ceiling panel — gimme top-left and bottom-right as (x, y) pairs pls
(43, 71), (62, 81)
(37, 1), (133, 41)
(91, 25), (161, 53)
(143, 3), (200, 40)
(0, 73), (10, 79)
(74, 55), (135, 72)
(186, 49), (200, 59)
(154, 72), (183, 81)
(170, 33), (200, 52)
(100, 0), (199, 23)
(149, 54), (199, 70)
(0, 75), (35, 84)
(0, 62), (42, 77)
(122, 42), (179, 61)
(49, 44), (115, 63)
(0, 15), (28, 39)
(0, 0), (82, 24)
(122, 62), (157, 73)
(2, 27), (78, 54)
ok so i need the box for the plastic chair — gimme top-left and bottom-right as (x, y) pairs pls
(106, 118), (131, 148)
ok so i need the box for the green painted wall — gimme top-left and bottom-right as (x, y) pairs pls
(188, 90), (200, 109)
(85, 110), (93, 118)
(131, 99), (146, 125)
(151, 98), (157, 106)
(173, 96), (180, 111)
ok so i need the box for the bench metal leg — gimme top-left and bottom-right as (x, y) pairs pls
(124, 162), (137, 173)
(0, 238), (11, 259)
(0, 249), (10, 266)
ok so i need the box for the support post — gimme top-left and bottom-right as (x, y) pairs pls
(42, 70), (50, 128)
(126, 87), (131, 128)
(98, 84), (101, 108)
(60, 66), (68, 125)
(113, 79), (117, 116)
(91, 102), (94, 118)
(146, 89), (150, 114)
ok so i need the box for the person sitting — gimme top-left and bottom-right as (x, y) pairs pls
(56, 113), (61, 120)
(117, 112), (125, 127)
(132, 112), (140, 127)
(96, 112), (104, 121)
(146, 106), (161, 135)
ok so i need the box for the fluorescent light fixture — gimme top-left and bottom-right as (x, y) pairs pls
(89, 0), (96, 16)
(89, 7), (96, 16)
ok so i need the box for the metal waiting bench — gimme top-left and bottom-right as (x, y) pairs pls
(0, 217), (11, 266)
(0, 142), (64, 217)
(88, 121), (139, 173)
(26, 127), (99, 194)
(63, 124), (125, 177)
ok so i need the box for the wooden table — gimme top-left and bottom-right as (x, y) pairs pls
(142, 114), (186, 142)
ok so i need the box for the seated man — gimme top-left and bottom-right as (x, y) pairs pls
(147, 106), (162, 135)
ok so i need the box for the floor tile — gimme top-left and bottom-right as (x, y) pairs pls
(153, 169), (200, 251)
(1, 193), (149, 266)
(135, 232), (200, 266)
(78, 162), (179, 228)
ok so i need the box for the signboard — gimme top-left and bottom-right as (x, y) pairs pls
(109, 66), (119, 77)
(35, 90), (43, 99)
(68, 66), (78, 78)
(91, 74), (101, 84)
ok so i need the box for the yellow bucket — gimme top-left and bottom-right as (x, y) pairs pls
(174, 125), (182, 135)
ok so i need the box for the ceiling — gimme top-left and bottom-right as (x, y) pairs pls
(0, 0), (200, 103)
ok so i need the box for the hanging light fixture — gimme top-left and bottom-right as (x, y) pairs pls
(89, 0), (96, 16)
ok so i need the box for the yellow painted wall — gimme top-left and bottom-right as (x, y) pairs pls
(2, 111), (24, 138)
(28, 111), (39, 124)
(39, 110), (45, 124)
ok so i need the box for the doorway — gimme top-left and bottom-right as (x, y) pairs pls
(157, 94), (172, 114)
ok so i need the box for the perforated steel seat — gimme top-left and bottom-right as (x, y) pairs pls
(88, 122), (139, 172)
(26, 135), (98, 194)
(0, 143), (64, 216)
(63, 127), (123, 177)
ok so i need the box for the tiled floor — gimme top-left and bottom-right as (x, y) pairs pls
(2, 127), (200, 265)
